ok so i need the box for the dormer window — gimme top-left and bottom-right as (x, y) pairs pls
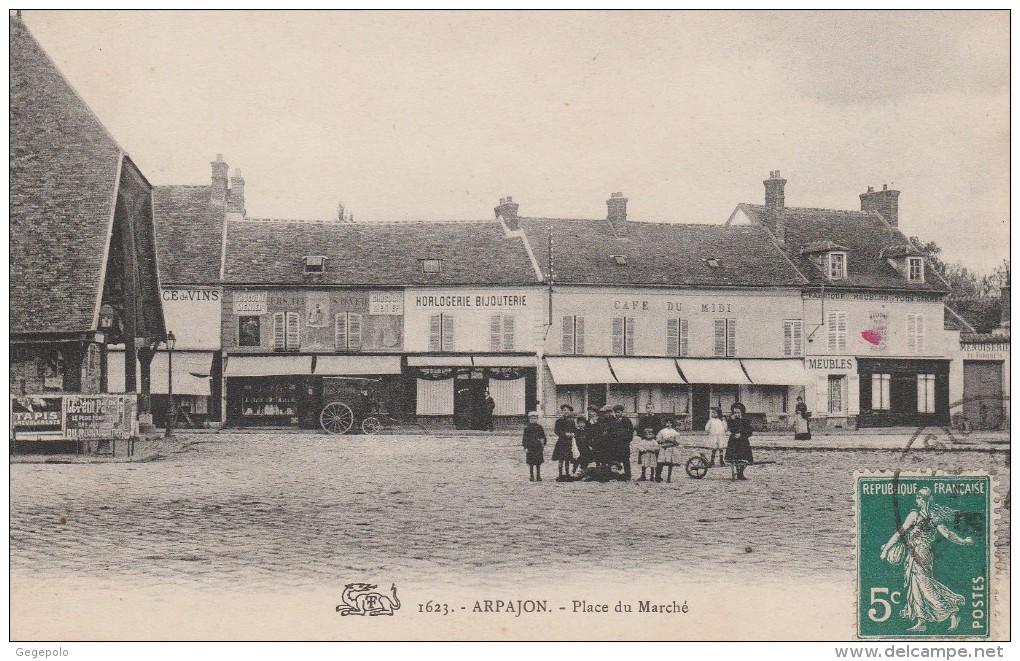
(827, 252), (847, 280)
(420, 259), (443, 274)
(610, 254), (628, 266)
(908, 257), (924, 283)
(705, 258), (721, 269)
(304, 255), (326, 274)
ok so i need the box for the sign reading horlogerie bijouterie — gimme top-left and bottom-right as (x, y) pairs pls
(413, 292), (529, 308)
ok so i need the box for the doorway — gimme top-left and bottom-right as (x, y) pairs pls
(454, 369), (488, 430)
(692, 385), (711, 430)
(964, 361), (1004, 429)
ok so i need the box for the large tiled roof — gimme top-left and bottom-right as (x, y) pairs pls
(518, 218), (807, 287)
(152, 185), (225, 285)
(223, 220), (541, 286)
(10, 16), (122, 335)
(739, 204), (949, 293)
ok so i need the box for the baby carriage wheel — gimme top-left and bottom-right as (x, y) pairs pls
(685, 455), (709, 479)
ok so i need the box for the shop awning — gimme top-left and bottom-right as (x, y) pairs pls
(472, 355), (535, 367)
(740, 359), (810, 385)
(406, 355), (474, 367)
(546, 357), (616, 385)
(609, 358), (687, 384)
(315, 355), (402, 375)
(225, 355), (312, 377)
(676, 359), (750, 385)
(107, 351), (214, 396)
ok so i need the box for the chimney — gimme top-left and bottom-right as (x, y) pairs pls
(860, 183), (900, 226)
(227, 168), (245, 215)
(494, 196), (520, 231)
(606, 192), (628, 223)
(762, 170), (787, 244)
(210, 154), (229, 205)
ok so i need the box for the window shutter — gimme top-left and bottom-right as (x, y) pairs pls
(714, 319), (726, 357)
(726, 319), (736, 357)
(442, 313), (455, 351)
(490, 315), (503, 351)
(612, 318), (624, 355)
(429, 314), (442, 352)
(679, 319), (689, 356)
(837, 313), (847, 352)
(906, 315), (917, 354)
(273, 312), (286, 350)
(575, 317), (585, 354)
(827, 313), (837, 352)
(348, 313), (362, 350)
(624, 318), (635, 355)
(285, 312), (300, 349)
(783, 322), (793, 356)
(793, 321), (802, 356)
(561, 316), (575, 354)
(666, 318), (679, 356)
(502, 315), (515, 351)
(915, 315), (925, 353)
(335, 312), (347, 350)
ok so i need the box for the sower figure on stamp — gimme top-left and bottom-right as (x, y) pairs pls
(725, 402), (753, 481)
(880, 487), (973, 632)
(522, 411), (547, 482)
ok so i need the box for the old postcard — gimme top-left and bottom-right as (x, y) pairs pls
(8, 9), (1010, 650)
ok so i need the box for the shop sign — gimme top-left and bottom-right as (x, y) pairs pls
(805, 356), (856, 372)
(233, 291), (267, 314)
(961, 342), (1009, 360)
(11, 396), (63, 434)
(804, 291), (942, 303)
(370, 291), (403, 315)
(163, 289), (220, 301)
(63, 395), (135, 441)
(413, 292), (528, 308)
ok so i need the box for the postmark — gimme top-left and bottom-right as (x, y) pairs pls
(856, 473), (992, 639)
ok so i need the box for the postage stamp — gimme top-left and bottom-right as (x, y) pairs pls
(856, 473), (992, 639)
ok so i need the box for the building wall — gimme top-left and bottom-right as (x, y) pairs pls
(950, 337), (1010, 428)
(403, 286), (542, 354)
(10, 342), (100, 395)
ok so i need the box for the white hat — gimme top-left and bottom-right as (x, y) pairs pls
(527, 411), (539, 417)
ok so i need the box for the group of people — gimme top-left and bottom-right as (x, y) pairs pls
(521, 401), (757, 483)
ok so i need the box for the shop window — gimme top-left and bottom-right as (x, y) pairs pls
(917, 373), (936, 413)
(871, 373), (891, 411)
(828, 375), (846, 414)
(666, 318), (689, 356)
(238, 316), (262, 347)
(489, 315), (515, 351)
(660, 385), (690, 418)
(429, 313), (455, 352)
(827, 311), (847, 353)
(608, 384), (638, 412)
(827, 252), (847, 280)
(783, 320), (802, 357)
(335, 312), (363, 351)
(907, 314), (925, 353)
(555, 385), (585, 413)
(612, 317), (635, 356)
(561, 316), (586, 354)
(908, 257), (924, 283)
(750, 385), (788, 413)
(714, 319), (736, 357)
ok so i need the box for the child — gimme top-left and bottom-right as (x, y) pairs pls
(552, 404), (578, 480)
(655, 417), (682, 482)
(635, 427), (660, 481)
(705, 407), (728, 467)
(572, 416), (590, 475)
(522, 411), (547, 482)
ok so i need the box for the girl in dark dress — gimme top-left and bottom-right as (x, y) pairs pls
(552, 404), (578, 480)
(572, 416), (591, 475)
(725, 402), (754, 481)
(522, 411), (547, 482)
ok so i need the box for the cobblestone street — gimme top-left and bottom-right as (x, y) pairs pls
(10, 432), (1010, 593)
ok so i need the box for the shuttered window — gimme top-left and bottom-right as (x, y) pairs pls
(907, 314), (925, 354)
(828, 375), (845, 414)
(273, 312), (286, 350)
(490, 315), (516, 351)
(441, 313), (455, 351)
(429, 314), (455, 351)
(783, 320), (803, 357)
(714, 319), (736, 357)
(335, 312), (363, 351)
(612, 317), (635, 356)
(562, 316), (586, 354)
(666, 318), (689, 356)
(285, 312), (300, 350)
(827, 311), (847, 353)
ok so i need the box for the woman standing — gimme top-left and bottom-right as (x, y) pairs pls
(880, 487), (972, 632)
(725, 402), (754, 480)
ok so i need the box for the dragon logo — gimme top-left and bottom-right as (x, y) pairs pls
(335, 582), (401, 616)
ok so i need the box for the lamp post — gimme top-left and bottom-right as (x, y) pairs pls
(164, 331), (176, 438)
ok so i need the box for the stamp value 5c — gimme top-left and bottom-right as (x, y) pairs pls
(856, 474), (991, 639)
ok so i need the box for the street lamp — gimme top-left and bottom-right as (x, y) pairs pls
(164, 331), (176, 438)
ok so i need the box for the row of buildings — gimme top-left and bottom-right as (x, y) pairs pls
(11, 14), (1010, 434)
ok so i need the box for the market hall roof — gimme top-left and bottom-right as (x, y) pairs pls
(10, 15), (124, 335)
(152, 185), (227, 285)
(734, 204), (950, 293)
(517, 218), (808, 287)
(222, 219), (542, 286)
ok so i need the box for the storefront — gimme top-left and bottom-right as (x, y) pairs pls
(856, 358), (950, 428)
(957, 339), (1009, 430)
(108, 349), (218, 428)
(409, 355), (536, 428)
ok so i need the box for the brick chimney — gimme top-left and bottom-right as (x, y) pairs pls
(227, 168), (245, 215)
(860, 183), (900, 226)
(607, 192), (628, 222)
(210, 154), (228, 205)
(763, 170), (787, 244)
(494, 196), (520, 231)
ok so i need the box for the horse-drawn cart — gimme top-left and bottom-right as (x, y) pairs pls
(318, 376), (424, 435)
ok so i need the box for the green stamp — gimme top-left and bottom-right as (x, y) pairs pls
(856, 473), (991, 639)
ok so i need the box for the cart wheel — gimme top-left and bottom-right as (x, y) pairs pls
(320, 402), (354, 434)
(361, 417), (381, 435)
(685, 456), (709, 479)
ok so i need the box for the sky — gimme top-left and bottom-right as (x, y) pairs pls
(21, 10), (1010, 273)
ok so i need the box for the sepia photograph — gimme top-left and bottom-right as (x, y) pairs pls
(8, 8), (1011, 651)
